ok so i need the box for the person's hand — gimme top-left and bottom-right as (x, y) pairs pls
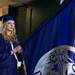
(14, 45), (22, 53)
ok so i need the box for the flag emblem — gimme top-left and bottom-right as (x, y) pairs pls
(34, 45), (75, 75)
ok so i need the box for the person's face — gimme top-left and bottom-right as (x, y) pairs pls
(5, 20), (15, 32)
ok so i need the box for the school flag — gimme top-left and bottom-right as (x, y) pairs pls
(21, 0), (75, 75)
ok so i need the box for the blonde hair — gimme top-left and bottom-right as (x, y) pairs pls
(2, 23), (17, 42)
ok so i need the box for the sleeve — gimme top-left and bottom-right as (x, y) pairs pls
(0, 34), (4, 52)
(13, 41), (23, 61)
(0, 34), (5, 60)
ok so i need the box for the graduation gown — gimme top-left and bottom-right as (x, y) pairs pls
(0, 34), (19, 75)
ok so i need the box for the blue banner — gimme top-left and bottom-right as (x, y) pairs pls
(21, 0), (75, 75)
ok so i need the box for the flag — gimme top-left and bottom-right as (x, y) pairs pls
(21, 0), (75, 75)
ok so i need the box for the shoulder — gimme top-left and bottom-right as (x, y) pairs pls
(0, 33), (3, 38)
(0, 33), (4, 39)
(0, 33), (4, 43)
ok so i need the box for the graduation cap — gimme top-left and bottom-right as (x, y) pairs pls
(3, 15), (14, 22)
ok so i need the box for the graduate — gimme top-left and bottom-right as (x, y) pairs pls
(0, 15), (22, 75)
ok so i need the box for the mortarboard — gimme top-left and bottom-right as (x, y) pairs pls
(3, 15), (14, 22)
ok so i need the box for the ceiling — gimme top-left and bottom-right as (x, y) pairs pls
(0, 0), (61, 7)
(0, 0), (33, 7)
